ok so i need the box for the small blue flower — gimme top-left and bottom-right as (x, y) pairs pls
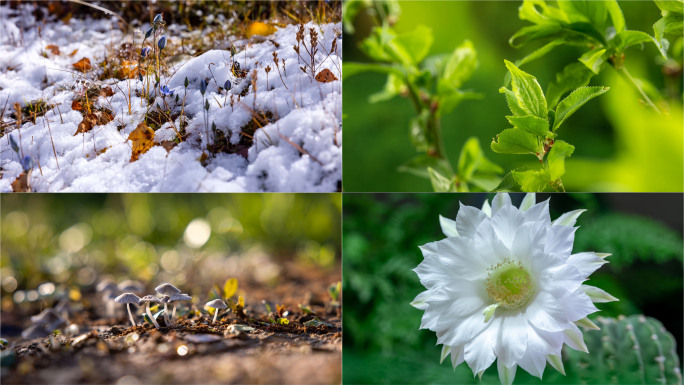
(141, 47), (151, 58)
(9, 134), (19, 153)
(157, 36), (166, 50)
(21, 155), (33, 172)
(153, 13), (163, 24)
(199, 79), (207, 95)
(145, 27), (153, 39)
(224, 80), (232, 90)
(184, 77), (189, 88)
(159, 85), (174, 96)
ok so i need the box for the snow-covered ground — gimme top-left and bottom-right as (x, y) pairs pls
(0, 4), (341, 192)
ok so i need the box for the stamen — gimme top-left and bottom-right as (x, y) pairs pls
(485, 258), (535, 312)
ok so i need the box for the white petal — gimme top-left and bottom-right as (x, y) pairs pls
(491, 204), (526, 249)
(439, 215), (459, 238)
(543, 263), (585, 298)
(517, 325), (562, 379)
(436, 237), (490, 280)
(494, 310), (528, 367)
(464, 320), (498, 375)
(410, 290), (432, 310)
(440, 344), (450, 364)
(562, 322), (588, 353)
(497, 360), (517, 385)
(427, 283), (488, 320)
(525, 291), (573, 333)
(522, 198), (551, 225)
(450, 344), (465, 368)
(456, 203), (488, 239)
(552, 209), (586, 227)
(511, 221), (546, 267)
(474, 219), (511, 265)
(543, 225), (576, 258)
(482, 200), (492, 217)
(491, 193), (512, 217)
(581, 284), (619, 303)
(560, 291), (599, 322)
(436, 309), (489, 347)
(567, 252), (608, 276)
(546, 354), (566, 375)
(519, 193), (536, 212)
(575, 317), (600, 330)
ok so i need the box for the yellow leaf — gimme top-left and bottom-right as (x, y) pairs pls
(128, 123), (155, 162)
(238, 296), (244, 308)
(247, 22), (276, 37)
(223, 278), (238, 298)
(73, 57), (91, 72)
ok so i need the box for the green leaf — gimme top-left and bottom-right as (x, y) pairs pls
(499, 87), (527, 116)
(342, 0), (364, 34)
(492, 171), (523, 192)
(546, 62), (595, 108)
(606, 0), (626, 33)
(516, 39), (566, 68)
(506, 115), (549, 136)
(359, 26), (397, 63)
(469, 174), (503, 192)
(512, 169), (550, 192)
(612, 30), (658, 53)
(428, 167), (456, 192)
(558, 1), (608, 32)
(223, 278), (238, 299)
(393, 25), (433, 66)
(368, 73), (406, 103)
(553, 86), (609, 131)
(578, 47), (607, 74)
(457, 137), (503, 180)
(398, 154), (452, 180)
(436, 90), (482, 117)
(504, 60), (547, 119)
(518, 0), (569, 25)
(654, 0), (684, 13)
(654, 13), (683, 56)
(409, 110), (430, 152)
(547, 140), (575, 180)
(509, 24), (563, 49)
(491, 127), (542, 156)
(442, 40), (477, 89)
(564, 21), (607, 45)
(342, 62), (403, 80)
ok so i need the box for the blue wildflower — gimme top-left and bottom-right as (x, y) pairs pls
(153, 13), (163, 24)
(141, 47), (151, 58)
(145, 27), (153, 39)
(157, 36), (166, 50)
(184, 77), (189, 88)
(224, 79), (231, 90)
(9, 135), (19, 153)
(21, 155), (33, 172)
(159, 85), (174, 96)
(199, 79), (207, 95)
(138, 73), (143, 82)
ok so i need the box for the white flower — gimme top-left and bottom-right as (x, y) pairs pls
(411, 193), (618, 385)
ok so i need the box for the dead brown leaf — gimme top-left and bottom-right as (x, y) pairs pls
(73, 110), (114, 135)
(100, 87), (115, 97)
(315, 69), (337, 83)
(11, 172), (30, 192)
(73, 57), (91, 72)
(69, 49), (79, 57)
(46, 44), (60, 55)
(121, 60), (146, 79)
(71, 99), (83, 111)
(128, 123), (155, 162)
(161, 140), (177, 153)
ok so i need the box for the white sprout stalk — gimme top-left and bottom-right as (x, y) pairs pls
(126, 303), (136, 327)
(146, 303), (160, 329)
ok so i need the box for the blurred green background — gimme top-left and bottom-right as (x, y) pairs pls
(1, 193), (341, 304)
(342, 193), (683, 384)
(343, 1), (683, 192)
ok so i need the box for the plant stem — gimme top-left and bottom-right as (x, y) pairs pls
(615, 65), (661, 114)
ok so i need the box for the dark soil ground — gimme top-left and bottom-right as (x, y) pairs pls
(0, 263), (341, 384)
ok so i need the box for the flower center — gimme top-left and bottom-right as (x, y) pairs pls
(485, 259), (535, 310)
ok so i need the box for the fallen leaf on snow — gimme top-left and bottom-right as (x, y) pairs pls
(73, 110), (114, 135)
(46, 44), (60, 55)
(315, 69), (338, 83)
(71, 99), (83, 111)
(69, 49), (79, 57)
(100, 87), (115, 97)
(11, 172), (30, 192)
(73, 57), (91, 72)
(128, 123), (155, 162)
(121, 60), (145, 79)
(247, 22), (276, 37)
(160, 140), (177, 153)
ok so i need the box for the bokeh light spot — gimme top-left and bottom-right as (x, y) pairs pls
(183, 219), (211, 248)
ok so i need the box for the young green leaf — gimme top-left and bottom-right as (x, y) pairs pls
(612, 30), (659, 54)
(547, 140), (575, 181)
(457, 137), (503, 180)
(428, 167), (455, 192)
(546, 62), (594, 108)
(491, 127), (543, 156)
(606, 0), (626, 33)
(654, 0), (684, 13)
(369, 73), (406, 103)
(553, 86), (609, 131)
(504, 60), (547, 119)
(558, 1), (608, 33)
(493, 171), (523, 192)
(506, 115), (549, 136)
(578, 48), (607, 74)
(398, 154), (452, 180)
(513, 168), (550, 192)
(442, 40), (477, 89)
(409, 111), (430, 152)
(393, 25), (434, 66)
(342, 62), (403, 80)
(509, 24), (563, 49)
(499, 87), (527, 116)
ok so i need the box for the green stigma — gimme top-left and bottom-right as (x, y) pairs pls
(485, 259), (535, 312)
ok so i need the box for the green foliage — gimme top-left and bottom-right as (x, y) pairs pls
(563, 315), (682, 385)
(574, 213), (683, 269)
(653, 0), (684, 57)
(493, 62), (606, 192)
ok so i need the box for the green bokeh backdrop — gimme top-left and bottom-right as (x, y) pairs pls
(343, 1), (683, 192)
